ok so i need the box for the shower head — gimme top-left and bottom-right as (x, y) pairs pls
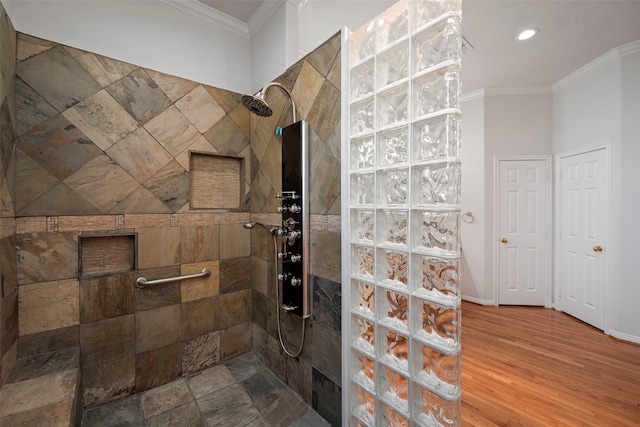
(241, 81), (297, 123)
(241, 92), (273, 117)
(243, 222), (278, 235)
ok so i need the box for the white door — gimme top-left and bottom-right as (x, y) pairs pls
(559, 149), (608, 330)
(497, 159), (549, 306)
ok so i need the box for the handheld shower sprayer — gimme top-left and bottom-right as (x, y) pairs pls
(241, 82), (297, 123)
(242, 222), (278, 235)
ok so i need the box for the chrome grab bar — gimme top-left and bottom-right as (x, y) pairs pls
(136, 268), (211, 289)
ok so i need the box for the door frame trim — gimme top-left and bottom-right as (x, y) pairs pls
(554, 142), (611, 333)
(493, 155), (553, 307)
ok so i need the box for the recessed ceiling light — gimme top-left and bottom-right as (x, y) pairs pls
(516, 28), (538, 41)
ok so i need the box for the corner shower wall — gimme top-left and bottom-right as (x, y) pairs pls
(248, 33), (343, 426)
(10, 32), (254, 408)
(344, 0), (462, 425)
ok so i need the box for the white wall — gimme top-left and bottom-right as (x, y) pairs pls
(460, 96), (487, 302)
(5, 0), (252, 94)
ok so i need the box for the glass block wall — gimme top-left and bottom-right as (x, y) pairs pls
(342, 0), (462, 425)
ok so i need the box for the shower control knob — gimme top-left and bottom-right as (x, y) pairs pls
(290, 254), (302, 263)
(288, 230), (301, 240)
(277, 227), (287, 236)
(289, 204), (301, 214)
(277, 206), (288, 213)
(290, 277), (302, 286)
(277, 273), (291, 281)
(277, 251), (291, 259)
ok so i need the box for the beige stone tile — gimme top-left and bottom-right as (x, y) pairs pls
(305, 31), (341, 77)
(14, 149), (60, 212)
(15, 77), (58, 135)
(143, 160), (189, 213)
(220, 322), (251, 361)
(187, 364), (235, 399)
(180, 225), (219, 264)
(181, 297), (218, 340)
(219, 289), (251, 330)
(203, 116), (249, 156)
(219, 223), (250, 259)
(174, 135), (216, 170)
(82, 356), (135, 408)
(0, 369), (77, 417)
(17, 33), (56, 63)
(18, 279), (79, 336)
(106, 127), (173, 183)
(64, 46), (137, 87)
(175, 85), (225, 133)
(141, 378), (192, 419)
(17, 232), (77, 285)
(62, 89), (139, 151)
(106, 68), (171, 125)
(17, 182), (103, 217)
(181, 331), (220, 376)
(0, 217), (15, 239)
(135, 342), (181, 392)
(135, 304), (180, 354)
(292, 61), (325, 119)
(181, 261), (219, 302)
(1, 340), (17, 384)
(310, 229), (341, 284)
(0, 400), (75, 427)
(17, 325), (79, 358)
(145, 69), (198, 102)
(203, 85), (241, 113)
(144, 105), (201, 157)
(110, 186), (172, 215)
(62, 154), (140, 213)
(137, 226), (181, 268)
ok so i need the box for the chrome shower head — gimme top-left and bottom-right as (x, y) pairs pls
(241, 82), (297, 123)
(241, 92), (273, 117)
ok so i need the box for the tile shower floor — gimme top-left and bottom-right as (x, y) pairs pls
(82, 352), (330, 427)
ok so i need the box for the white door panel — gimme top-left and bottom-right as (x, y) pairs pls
(497, 159), (549, 306)
(559, 149), (608, 330)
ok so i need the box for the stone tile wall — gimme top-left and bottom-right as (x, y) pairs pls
(249, 32), (343, 426)
(12, 32), (256, 408)
(0, 1), (18, 390)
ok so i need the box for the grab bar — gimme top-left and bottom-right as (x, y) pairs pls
(136, 269), (211, 289)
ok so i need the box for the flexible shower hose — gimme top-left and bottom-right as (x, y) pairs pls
(269, 229), (306, 358)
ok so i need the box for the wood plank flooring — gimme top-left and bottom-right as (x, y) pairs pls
(461, 302), (640, 426)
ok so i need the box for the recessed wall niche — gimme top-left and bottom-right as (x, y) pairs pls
(79, 233), (137, 277)
(189, 151), (245, 210)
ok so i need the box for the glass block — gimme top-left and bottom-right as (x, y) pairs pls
(378, 126), (409, 167)
(378, 168), (408, 206)
(412, 341), (461, 400)
(352, 382), (376, 425)
(378, 325), (409, 372)
(351, 19), (377, 65)
(378, 84), (409, 128)
(412, 14), (461, 75)
(411, 210), (460, 254)
(377, 209), (408, 247)
(351, 58), (376, 100)
(411, 162), (461, 207)
(412, 297), (460, 352)
(351, 97), (375, 136)
(351, 172), (375, 206)
(352, 244), (375, 280)
(377, 248), (408, 289)
(378, 366), (409, 413)
(411, 254), (460, 304)
(377, 0), (409, 49)
(351, 416), (373, 427)
(377, 40), (409, 89)
(352, 349), (376, 391)
(377, 288), (408, 331)
(413, 1), (461, 31)
(352, 313), (375, 354)
(351, 209), (375, 243)
(412, 65), (460, 119)
(412, 113), (460, 162)
(378, 402), (410, 427)
(352, 279), (375, 317)
(351, 134), (375, 171)
(412, 382), (460, 427)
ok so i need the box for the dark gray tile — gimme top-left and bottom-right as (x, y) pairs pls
(312, 368), (342, 427)
(254, 388), (308, 426)
(146, 401), (204, 427)
(18, 325), (79, 357)
(239, 369), (285, 403)
(15, 76), (58, 136)
(80, 272), (135, 323)
(135, 343), (181, 392)
(196, 383), (253, 422)
(312, 323), (341, 385)
(82, 394), (144, 426)
(6, 347), (79, 384)
(312, 275), (341, 333)
(106, 68), (171, 125)
(289, 408), (331, 427)
(224, 351), (263, 383)
(144, 160), (189, 213)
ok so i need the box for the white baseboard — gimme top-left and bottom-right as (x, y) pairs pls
(462, 295), (495, 305)
(607, 329), (640, 345)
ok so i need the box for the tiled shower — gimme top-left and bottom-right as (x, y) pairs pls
(0, 1), (343, 424)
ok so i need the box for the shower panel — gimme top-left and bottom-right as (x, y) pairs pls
(278, 120), (310, 319)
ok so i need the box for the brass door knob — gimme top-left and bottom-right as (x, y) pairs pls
(593, 245), (603, 252)
(501, 238), (508, 243)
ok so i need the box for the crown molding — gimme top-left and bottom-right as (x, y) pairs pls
(247, 0), (286, 37)
(161, 0), (250, 38)
(483, 86), (553, 97)
(553, 40), (640, 92)
(461, 89), (485, 103)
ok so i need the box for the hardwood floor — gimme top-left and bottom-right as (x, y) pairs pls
(461, 302), (640, 426)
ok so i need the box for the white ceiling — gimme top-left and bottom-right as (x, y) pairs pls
(195, 0), (640, 94)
